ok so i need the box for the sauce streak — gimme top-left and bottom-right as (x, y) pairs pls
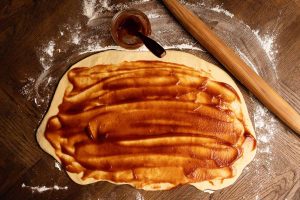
(45, 61), (256, 188)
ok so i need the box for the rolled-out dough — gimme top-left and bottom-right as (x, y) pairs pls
(37, 50), (256, 191)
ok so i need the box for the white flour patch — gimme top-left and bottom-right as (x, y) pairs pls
(82, 0), (97, 18)
(164, 43), (205, 52)
(102, 0), (112, 11)
(235, 48), (259, 75)
(22, 39), (59, 107)
(37, 40), (56, 70)
(252, 30), (278, 77)
(82, 0), (152, 22)
(21, 183), (68, 193)
(54, 161), (62, 171)
(71, 24), (82, 45)
(253, 30), (278, 61)
(203, 189), (215, 194)
(39, 41), (55, 70)
(147, 13), (160, 19)
(181, 1), (234, 18)
(79, 44), (124, 55)
(180, 0), (205, 7)
(72, 32), (81, 45)
(34, 71), (54, 106)
(253, 102), (277, 154)
(253, 102), (277, 137)
(20, 77), (35, 97)
(45, 41), (55, 57)
(210, 5), (234, 18)
(33, 39), (58, 106)
(134, 0), (150, 3)
(258, 135), (269, 143)
(135, 192), (145, 200)
(38, 56), (49, 70)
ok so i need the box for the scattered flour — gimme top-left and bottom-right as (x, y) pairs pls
(45, 41), (55, 58)
(102, 0), (112, 11)
(181, 0), (234, 18)
(20, 77), (35, 97)
(253, 101), (277, 154)
(164, 43), (205, 51)
(72, 33), (81, 45)
(54, 161), (62, 171)
(135, 192), (145, 200)
(71, 25), (82, 45)
(83, 0), (152, 22)
(210, 5), (234, 18)
(253, 30), (278, 62)
(147, 13), (160, 19)
(39, 40), (56, 70)
(235, 48), (259, 75)
(21, 183), (68, 193)
(79, 44), (124, 55)
(203, 189), (215, 194)
(82, 0), (97, 18)
(252, 30), (278, 77)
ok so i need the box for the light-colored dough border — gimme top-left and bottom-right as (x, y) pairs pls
(36, 50), (256, 191)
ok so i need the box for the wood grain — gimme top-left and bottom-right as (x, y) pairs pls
(0, 0), (299, 199)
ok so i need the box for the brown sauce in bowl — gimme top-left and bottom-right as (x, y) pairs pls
(111, 9), (151, 49)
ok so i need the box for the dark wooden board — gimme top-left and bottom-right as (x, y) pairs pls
(0, 0), (299, 199)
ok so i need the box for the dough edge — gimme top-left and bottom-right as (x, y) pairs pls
(36, 50), (257, 191)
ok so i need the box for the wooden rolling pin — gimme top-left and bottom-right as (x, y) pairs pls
(162, 0), (300, 135)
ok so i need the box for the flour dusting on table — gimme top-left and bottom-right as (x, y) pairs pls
(243, 96), (281, 200)
(210, 5), (234, 18)
(54, 161), (62, 171)
(252, 30), (279, 78)
(203, 189), (215, 194)
(21, 183), (68, 193)
(83, 0), (97, 18)
(253, 100), (277, 156)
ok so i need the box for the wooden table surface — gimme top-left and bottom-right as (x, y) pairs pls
(0, 0), (299, 199)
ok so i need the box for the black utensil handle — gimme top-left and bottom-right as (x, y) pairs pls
(136, 32), (166, 58)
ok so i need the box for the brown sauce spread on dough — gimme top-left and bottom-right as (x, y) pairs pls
(45, 61), (256, 188)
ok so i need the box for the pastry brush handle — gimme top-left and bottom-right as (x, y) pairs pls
(162, 0), (300, 135)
